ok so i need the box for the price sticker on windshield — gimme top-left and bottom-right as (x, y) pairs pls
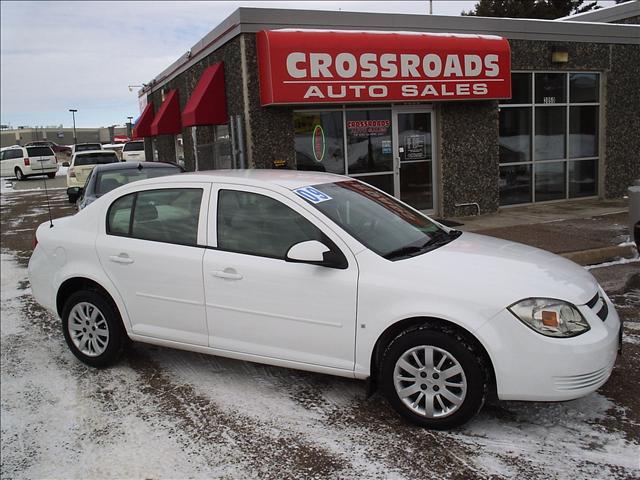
(294, 187), (333, 204)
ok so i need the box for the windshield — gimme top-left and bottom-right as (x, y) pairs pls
(123, 141), (144, 152)
(76, 144), (102, 152)
(74, 152), (118, 166)
(95, 166), (181, 195)
(26, 146), (54, 157)
(297, 180), (456, 260)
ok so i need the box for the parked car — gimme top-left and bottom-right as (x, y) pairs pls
(102, 144), (125, 161)
(121, 140), (145, 162)
(26, 140), (72, 156)
(70, 161), (184, 209)
(66, 150), (119, 202)
(70, 143), (103, 156)
(0, 145), (58, 180)
(29, 170), (621, 429)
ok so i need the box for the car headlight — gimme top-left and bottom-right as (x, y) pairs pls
(508, 298), (590, 338)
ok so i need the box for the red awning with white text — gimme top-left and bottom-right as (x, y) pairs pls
(182, 63), (228, 126)
(150, 90), (182, 136)
(132, 103), (154, 139)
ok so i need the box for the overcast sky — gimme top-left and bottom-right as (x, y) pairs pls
(0, 0), (617, 129)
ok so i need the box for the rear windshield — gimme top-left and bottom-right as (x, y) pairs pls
(123, 141), (144, 152)
(76, 144), (102, 152)
(74, 152), (119, 166)
(26, 146), (54, 157)
(96, 166), (182, 195)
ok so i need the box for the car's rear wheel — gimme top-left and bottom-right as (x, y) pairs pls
(380, 326), (487, 429)
(61, 290), (125, 367)
(15, 168), (25, 181)
(47, 172), (56, 179)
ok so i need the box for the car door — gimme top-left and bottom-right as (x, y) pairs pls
(95, 183), (211, 345)
(203, 184), (359, 371)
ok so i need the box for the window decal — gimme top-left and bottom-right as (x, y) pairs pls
(294, 187), (333, 204)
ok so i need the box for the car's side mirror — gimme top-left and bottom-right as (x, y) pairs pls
(67, 187), (83, 203)
(62, 161), (70, 167)
(286, 240), (347, 269)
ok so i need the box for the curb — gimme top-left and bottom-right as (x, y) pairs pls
(561, 244), (638, 266)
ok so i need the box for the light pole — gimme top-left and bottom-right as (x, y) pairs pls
(68, 109), (77, 145)
(127, 116), (134, 139)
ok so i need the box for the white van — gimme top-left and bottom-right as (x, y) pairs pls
(121, 140), (145, 162)
(0, 145), (59, 180)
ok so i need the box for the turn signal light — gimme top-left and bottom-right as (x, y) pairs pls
(541, 311), (559, 327)
(24, 157), (30, 166)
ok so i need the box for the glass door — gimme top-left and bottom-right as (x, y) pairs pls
(393, 109), (435, 211)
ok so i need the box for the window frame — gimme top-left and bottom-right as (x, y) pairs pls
(499, 70), (601, 206)
(104, 184), (211, 247)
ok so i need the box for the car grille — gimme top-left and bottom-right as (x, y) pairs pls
(553, 366), (611, 391)
(586, 291), (608, 322)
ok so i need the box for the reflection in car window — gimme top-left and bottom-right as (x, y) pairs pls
(217, 189), (322, 259)
(74, 152), (118, 166)
(96, 167), (181, 195)
(107, 194), (134, 236)
(299, 181), (447, 258)
(107, 188), (202, 246)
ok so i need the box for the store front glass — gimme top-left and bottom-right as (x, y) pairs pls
(294, 107), (436, 212)
(499, 72), (600, 205)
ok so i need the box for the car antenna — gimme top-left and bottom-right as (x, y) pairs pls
(40, 162), (54, 228)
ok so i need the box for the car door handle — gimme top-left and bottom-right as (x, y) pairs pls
(109, 253), (134, 264)
(211, 269), (243, 280)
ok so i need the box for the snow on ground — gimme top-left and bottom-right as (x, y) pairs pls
(2, 249), (639, 479)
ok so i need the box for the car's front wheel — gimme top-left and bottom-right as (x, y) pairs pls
(380, 326), (487, 429)
(61, 290), (125, 367)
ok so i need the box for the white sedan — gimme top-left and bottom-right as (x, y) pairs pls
(28, 170), (621, 429)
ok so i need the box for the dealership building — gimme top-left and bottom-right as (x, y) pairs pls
(134, 3), (639, 216)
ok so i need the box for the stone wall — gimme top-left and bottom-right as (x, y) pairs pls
(439, 101), (500, 217)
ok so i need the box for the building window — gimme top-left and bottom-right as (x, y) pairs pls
(293, 108), (395, 195)
(499, 72), (600, 205)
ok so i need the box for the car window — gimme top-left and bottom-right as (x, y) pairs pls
(107, 188), (202, 246)
(123, 142), (144, 152)
(9, 149), (23, 159)
(74, 152), (118, 166)
(76, 144), (102, 152)
(96, 166), (181, 195)
(217, 189), (323, 259)
(26, 146), (54, 157)
(107, 194), (134, 236)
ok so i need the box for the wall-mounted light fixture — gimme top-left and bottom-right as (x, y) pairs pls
(551, 47), (569, 64)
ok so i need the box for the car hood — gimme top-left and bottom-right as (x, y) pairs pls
(399, 232), (598, 308)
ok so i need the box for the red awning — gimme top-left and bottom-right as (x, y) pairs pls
(182, 63), (228, 126)
(150, 90), (182, 136)
(132, 103), (154, 139)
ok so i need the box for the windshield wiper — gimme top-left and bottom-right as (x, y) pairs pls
(383, 230), (462, 260)
(383, 245), (425, 260)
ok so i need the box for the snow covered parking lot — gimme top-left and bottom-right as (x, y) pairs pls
(1, 188), (639, 479)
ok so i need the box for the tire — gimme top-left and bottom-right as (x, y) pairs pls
(15, 168), (25, 181)
(61, 290), (125, 368)
(380, 326), (487, 429)
(47, 172), (56, 179)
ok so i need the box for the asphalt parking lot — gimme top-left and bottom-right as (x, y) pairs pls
(1, 183), (639, 479)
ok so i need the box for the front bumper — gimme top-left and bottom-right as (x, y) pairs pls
(477, 292), (620, 401)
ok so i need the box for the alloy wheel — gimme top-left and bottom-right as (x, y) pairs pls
(68, 302), (110, 357)
(393, 345), (467, 418)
